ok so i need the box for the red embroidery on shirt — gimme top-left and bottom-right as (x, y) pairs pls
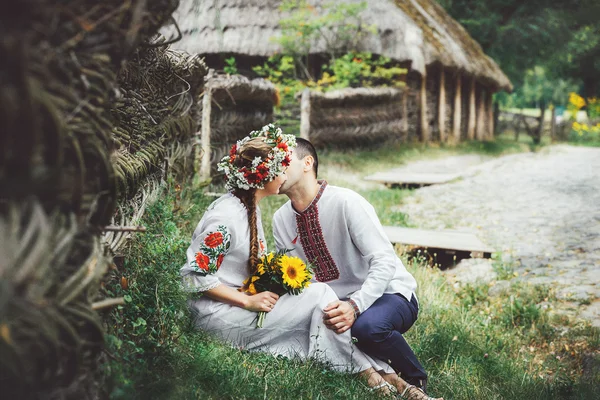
(295, 181), (339, 282)
(195, 252), (210, 271)
(204, 232), (224, 248)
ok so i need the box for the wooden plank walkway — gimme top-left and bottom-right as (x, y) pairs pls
(364, 172), (462, 188)
(383, 226), (495, 258)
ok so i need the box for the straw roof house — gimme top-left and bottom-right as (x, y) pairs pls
(170, 0), (512, 142)
(171, 0), (511, 91)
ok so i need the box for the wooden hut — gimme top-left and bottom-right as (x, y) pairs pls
(169, 0), (512, 143)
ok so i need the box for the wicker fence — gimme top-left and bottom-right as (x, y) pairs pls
(199, 73), (278, 179)
(299, 87), (412, 148)
(0, 1), (207, 397)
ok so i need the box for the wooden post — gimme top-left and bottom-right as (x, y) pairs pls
(438, 66), (446, 142)
(300, 89), (311, 140)
(487, 91), (494, 140)
(467, 76), (476, 140)
(199, 69), (214, 180)
(476, 85), (486, 140)
(420, 73), (430, 142)
(402, 89), (408, 140)
(453, 72), (462, 142)
(550, 105), (556, 141)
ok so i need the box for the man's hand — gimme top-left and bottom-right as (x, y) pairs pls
(323, 300), (355, 334)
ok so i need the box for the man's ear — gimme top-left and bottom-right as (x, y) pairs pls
(303, 155), (314, 172)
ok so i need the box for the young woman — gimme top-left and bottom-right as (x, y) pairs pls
(180, 124), (440, 399)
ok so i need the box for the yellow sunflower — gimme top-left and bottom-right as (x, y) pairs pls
(242, 275), (260, 295)
(257, 263), (266, 275)
(280, 255), (310, 289)
(257, 253), (275, 275)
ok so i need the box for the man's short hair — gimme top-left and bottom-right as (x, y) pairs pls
(295, 137), (318, 178)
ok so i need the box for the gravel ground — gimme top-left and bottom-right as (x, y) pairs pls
(394, 145), (600, 326)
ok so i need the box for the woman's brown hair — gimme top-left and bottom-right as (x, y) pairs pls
(231, 137), (272, 275)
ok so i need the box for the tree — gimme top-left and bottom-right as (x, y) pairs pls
(521, 67), (578, 142)
(438, 0), (600, 97)
(276, 0), (373, 80)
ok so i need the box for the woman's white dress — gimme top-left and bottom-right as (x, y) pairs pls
(180, 194), (392, 373)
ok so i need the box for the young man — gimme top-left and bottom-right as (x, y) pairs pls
(273, 138), (429, 392)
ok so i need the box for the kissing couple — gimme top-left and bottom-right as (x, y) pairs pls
(181, 124), (441, 399)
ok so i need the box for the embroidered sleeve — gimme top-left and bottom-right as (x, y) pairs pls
(188, 225), (231, 276)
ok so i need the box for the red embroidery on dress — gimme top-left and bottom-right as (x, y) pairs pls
(295, 181), (339, 282)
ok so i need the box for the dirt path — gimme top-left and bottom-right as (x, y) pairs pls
(394, 145), (600, 326)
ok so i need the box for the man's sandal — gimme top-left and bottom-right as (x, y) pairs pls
(399, 384), (442, 400)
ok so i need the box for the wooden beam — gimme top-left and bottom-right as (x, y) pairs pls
(364, 171), (462, 187)
(402, 89), (408, 140)
(452, 72), (462, 143)
(438, 66), (446, 142)
(102, 225), (147, 233)
(476, 85), (486, 140)
(383, 226), (495, 255)
(467, 76), (476, 140)
(300, 89), (311, 140)
(420, 73), (430, 142)
(487, 91), (495, 140)
(92, 297), (125, 311)
(199, 69), (214, 180)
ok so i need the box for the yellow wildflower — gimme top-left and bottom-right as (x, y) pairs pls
(569, 92), (586, 109)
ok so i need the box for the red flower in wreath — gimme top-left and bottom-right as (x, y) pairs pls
(282, 155), (291, 167)
(204, 232), (224, 248)
(229, 144), (237, 161)
(195, 252), (210, 271)
(277, 142), (288, 151)
(256, 163), (269, 180)
(216, 254), (225, 268)
(244, 170), (264, 184)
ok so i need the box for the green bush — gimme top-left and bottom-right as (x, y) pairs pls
(100, 184), (213, 397)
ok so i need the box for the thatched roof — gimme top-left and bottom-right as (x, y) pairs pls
(300, 87), (404, 108)
(170, 0), (512, 91)
(208, 74), (279, 108)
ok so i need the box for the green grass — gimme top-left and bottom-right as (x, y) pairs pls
(101, 142), (600, 399)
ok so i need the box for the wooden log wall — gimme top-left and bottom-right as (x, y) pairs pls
(299, 67), (500, 149)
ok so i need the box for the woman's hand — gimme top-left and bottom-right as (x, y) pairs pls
(204, 285), (279, 312)
(244, 291), (279, 312)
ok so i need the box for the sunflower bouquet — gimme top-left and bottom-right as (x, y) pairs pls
(242, 249), (313, 328)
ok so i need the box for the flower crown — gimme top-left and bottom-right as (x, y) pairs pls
(217, 124), (296, 191)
